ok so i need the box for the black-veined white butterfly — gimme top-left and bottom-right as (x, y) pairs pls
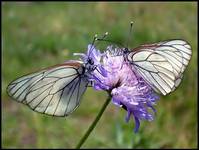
(7, 33), (108, 116)
(97, 22), (192, 95)
(125, 39), (192, 95)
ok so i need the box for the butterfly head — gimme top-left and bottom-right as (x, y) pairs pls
(122, 47), (130, 62)
(123, 47), (129, 54)
(85, 57), (96, 73)
(87, 57), (94, 65)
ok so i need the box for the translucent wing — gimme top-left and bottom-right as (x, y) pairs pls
(128, 39), (192, 95)
(7, 62), (89, 116)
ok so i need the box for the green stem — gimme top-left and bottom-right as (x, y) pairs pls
(76, 93), (112, 149)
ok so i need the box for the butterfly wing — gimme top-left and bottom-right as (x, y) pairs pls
(128, 39), (192, 95)
(7, 61), (89, 116)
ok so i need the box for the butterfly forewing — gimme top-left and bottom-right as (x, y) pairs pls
(129, 39), (192, 95)
(7, 61), (89, 116)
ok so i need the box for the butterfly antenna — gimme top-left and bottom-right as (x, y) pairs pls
(90, 33), (98, 51)
(88, 32), (109, 59)
(91, 32), (109, 50)
(96, 38), (124, 48)
(88, 34), (98, 58)
(97, 32), (109, 41)
(126, 21), (134, 49)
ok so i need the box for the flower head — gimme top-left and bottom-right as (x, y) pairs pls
(91, 45), (159, 132)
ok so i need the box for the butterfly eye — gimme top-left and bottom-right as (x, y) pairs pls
(123, 48), (129, 54)
(88, 58), (94, 65)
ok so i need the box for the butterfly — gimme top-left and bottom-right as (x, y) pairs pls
(97, 22), (192, 95)
(124, 39), (192, 95)
(6, 33), (108, 117)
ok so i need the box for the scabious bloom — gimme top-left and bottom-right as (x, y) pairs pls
(88, 45), (159, 133)
(78, 44), (159, 132)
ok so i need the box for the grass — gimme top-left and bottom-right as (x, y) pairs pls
(2, 2), (197, 148)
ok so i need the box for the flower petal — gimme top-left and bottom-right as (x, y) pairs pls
(133, 115), (140, 133)
(125, 110), (131, 122)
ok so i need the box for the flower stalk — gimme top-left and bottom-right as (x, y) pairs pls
(76, 92), (112, 149)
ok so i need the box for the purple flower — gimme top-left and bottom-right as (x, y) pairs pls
(91, 45), (159, 133)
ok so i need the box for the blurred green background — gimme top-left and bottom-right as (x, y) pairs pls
(2, 2), (197, 148)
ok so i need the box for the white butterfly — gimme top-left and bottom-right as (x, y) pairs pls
(124, 39), (192, 95)
(7, 61), (90, 116)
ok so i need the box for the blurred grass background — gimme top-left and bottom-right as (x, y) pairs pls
(2, 2), (197, 148)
